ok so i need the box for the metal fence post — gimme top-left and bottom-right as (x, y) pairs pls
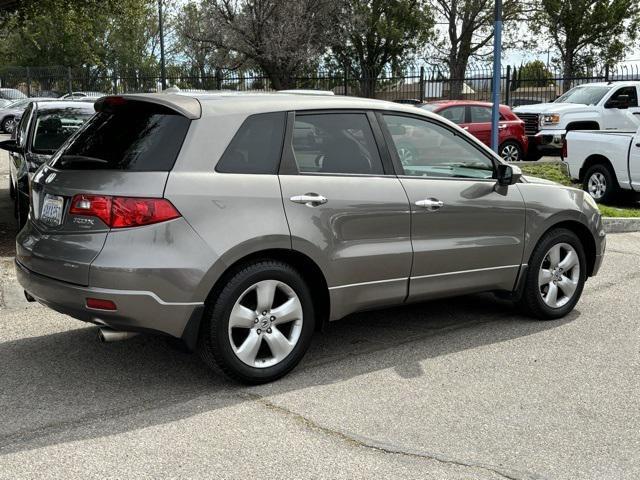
(67, 67), (73, 95)
(419, 66), (425, 102)
(343, 62), (348, 96)
(112, 69), (118, 94)
(605, 64), (610, 82)
(26, 67), (31, 97)
(505, 65), (511, 106)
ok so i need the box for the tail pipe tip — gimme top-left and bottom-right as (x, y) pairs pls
(98, 328), (140, 343)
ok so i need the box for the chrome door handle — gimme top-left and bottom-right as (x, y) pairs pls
(290, 193), (328, 207)
(415, 198), (444, 211)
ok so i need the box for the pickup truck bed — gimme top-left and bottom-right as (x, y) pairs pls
(564, 129), (640, 202)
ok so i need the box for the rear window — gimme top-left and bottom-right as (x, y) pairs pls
(49, 101), (190, 171)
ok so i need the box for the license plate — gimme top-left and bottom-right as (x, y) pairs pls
(41, 194), (64, 226)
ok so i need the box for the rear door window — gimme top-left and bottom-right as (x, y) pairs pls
(291, 113), (384, 175)
(438, 106), (466, 124)
(216, 112), (286, 174)
(469, 106), (492, 123)
(49, 101), (190, 171)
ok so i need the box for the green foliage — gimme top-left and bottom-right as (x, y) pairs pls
(0, 0), (158, 72)
(330, 0), (434, 97)
(513, 60), (555, 89)
(531, 0), (640, 82)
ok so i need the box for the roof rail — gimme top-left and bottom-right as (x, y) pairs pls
(276, 89), (335, 96)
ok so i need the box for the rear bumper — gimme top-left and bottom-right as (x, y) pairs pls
(15, 260), (202, 338)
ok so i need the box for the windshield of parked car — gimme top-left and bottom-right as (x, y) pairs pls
(32, 108), (93, 154)
(420, 104), (439, 111)
(554, 86), (612, 105)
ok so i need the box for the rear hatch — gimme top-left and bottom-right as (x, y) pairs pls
(16, 96), (196, 285)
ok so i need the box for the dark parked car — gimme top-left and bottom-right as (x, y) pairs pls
(421, 100), (529, 161)
(1, 101), (95, 227)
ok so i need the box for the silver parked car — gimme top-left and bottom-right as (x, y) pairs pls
(16, 93), (606, 383)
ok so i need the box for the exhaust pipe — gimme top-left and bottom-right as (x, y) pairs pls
(98, 328), (139, 343)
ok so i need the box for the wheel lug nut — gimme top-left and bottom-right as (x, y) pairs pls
(257, 329), (261, 334)
(267, 328), (272, 334)
(270, 316), (275, 321)
(254, 318), (259, 323)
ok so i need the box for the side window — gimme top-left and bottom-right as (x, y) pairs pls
(470, 106), (492, 123)
(291, 113), (384, 175)
(216, 112), (286, 174)
(610, 86), (638, 107)
(438, 106), (465, 124)
(383, 114), (495, 180)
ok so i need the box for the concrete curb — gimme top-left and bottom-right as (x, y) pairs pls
(603, 217), (640, 233)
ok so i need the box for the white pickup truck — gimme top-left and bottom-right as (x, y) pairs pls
(564, 125), (640, 202)
(514, 81), (640, 159)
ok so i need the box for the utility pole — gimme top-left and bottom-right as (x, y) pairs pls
(158, 0), (167, 90)
(490, 0), (502, 153)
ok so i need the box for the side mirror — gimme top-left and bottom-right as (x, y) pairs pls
(605, 94), (630, 109)
(0, 139), (22, 153)
(497, 163), (522, 186)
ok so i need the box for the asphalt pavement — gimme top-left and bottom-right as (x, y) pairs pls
(0, 143), (639, 480)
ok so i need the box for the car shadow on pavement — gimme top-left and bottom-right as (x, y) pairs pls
(0, 293), (578, 456)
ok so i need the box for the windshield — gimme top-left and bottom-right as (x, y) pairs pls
(32, 108), (93, 154)
(554, 86), (612, 105)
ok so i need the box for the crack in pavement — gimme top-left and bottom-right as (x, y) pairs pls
(240, 392), (548, 480)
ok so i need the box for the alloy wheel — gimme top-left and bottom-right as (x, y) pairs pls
(538, 243), (580, 309)
(500, 144), (520, 162)
(587, 172), (607, 200)
(228, 279), (303, 368)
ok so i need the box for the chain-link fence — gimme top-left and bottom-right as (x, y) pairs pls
(1, 63), (639, 106)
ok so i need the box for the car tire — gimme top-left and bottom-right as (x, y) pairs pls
(499, 140), (523, 162)
(583, 164), (617, 203)
(198, 260), (315, 384)
(519, 228), (587, 320)
(1, 116), (14, 134)
(525, 148), (542, 161)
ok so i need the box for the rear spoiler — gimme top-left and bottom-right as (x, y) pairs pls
(95, 94), (202, 119)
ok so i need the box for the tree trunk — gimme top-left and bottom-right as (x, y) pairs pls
(448, 57), (468, 100)
(562, 53), (574, 93)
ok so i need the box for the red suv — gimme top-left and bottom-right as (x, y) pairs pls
(420, 101), (528, 162)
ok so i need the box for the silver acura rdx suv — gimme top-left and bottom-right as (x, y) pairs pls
(15, 92), (605, 383)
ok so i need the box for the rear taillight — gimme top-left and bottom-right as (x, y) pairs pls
(70, 194), (180, 228)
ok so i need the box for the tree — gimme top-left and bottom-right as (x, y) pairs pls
(331, 0), (434, 98)
(515, 60), (554, 88)
(429, 0), (523, 99)
(172, 2), (244, 90)
(531, 0), (640, 92)
(197, 0), (341, 90)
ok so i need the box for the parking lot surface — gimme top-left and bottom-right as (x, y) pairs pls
(0, 146), (639, 479)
